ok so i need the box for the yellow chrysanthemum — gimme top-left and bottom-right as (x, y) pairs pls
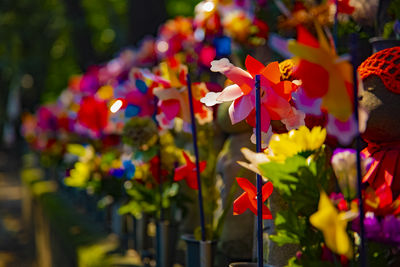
(268, 126), (326, 162)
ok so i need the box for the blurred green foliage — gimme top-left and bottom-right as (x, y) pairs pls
(0, 0), (200, 137)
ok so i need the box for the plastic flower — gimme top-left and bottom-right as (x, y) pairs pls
(201, 56), (301, 132)
(331, 148), (372, 199)
(174, 151), (207, 190)
(154, 62), (212, 128)
(288, 25), (353, 121)
(222, 10), (252, 42)
(332, 0), (355, 14)
(64, 162), (91, 188)
(237, 147), (270, 176)
(268, 126), (326, 162)
(123, 78), (155, 118)
(77, 96), (109, 135)
(364, 185), (400, 216)
(362, 214), (400, 245)
(310, 191), (353, 258)
(66, 144), (95, 163)
(194, 0), (222, 36)
(233, 177), (273, 219)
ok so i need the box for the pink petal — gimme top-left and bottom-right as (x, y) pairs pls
(229, 95), (253, 124)
(160, 100), (180, 120)
(326, 113), (357, 145)
(263, 88), (292, 120)
(216, 84), (243, 102)
(210, 58), (253, 95)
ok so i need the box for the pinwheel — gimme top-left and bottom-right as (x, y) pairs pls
(154, 61), (212, 128)
(173, 151), (207, 190)
(288, 25), (354, 122)
(201, 55), (302, 132)
(364, 185), (400, 216)
(77, 96), (109, 135)
(233, 177), (273, 219)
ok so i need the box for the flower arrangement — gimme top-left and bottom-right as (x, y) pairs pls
(20, 0), (400, 266)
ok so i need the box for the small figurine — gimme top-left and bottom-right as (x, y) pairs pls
(358, 47), (400, 197)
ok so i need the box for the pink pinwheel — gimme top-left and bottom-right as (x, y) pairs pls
(154, 61), (212, 128)
(233, 177), (273, 219)
(201, 55), (302, 132)
(174, 151), (207, 190)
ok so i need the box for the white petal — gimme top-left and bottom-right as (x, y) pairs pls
(210, 58), (233, 73)
(200, 92), (223, 107)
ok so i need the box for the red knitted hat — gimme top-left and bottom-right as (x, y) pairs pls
(358, 47), (400, 94)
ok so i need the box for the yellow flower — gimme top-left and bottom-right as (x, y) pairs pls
(64, 162), (91, 188)
(310, 191), (353, 259)
(96, 85), (114, 100)
(268, 126), (326, 162)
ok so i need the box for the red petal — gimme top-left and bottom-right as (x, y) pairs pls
(174, 166), (189, 182)
(260, 61), (281, 84)
(233, 192), (251, 215)
(186, 172), (199, 190)
(297, 25), (319, 48)
(160, 99), (180, 120)
(199, 160), (207, 172)
(182, 151), (194, 166)
(236, 178), (257, 201)
(245, 105), (271, 132)
(262, 182), (273, 202)
(295, 60), (329, 98)
(273, 81), (297, 101)
(245, 55), (265, 78)
(261, 205), (273, 219)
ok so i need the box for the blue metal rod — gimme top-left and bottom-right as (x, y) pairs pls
(186, 73), (207, 242)
(255, 75), (263, 267)
(350, 33), (367, 267)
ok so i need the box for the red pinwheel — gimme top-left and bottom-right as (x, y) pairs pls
(233, 177), (273, 219)
(77, 96), (109, 134)
(364, 184), (400, 216)
(335, 0), (355, 15)
(174, 151), (206, 190)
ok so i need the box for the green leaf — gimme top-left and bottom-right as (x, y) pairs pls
(269, 231), (300, 246)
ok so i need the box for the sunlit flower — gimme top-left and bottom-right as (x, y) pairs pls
(202, 56), (300, 132)
(288, 25), (353, 121)
(268, 126), (326, 162)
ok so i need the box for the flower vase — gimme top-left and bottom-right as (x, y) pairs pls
(369, 37), (400, 53)
(156, 221), (178, 267)
(181, 234), (216, 267)
(229, 263), (274, 267)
